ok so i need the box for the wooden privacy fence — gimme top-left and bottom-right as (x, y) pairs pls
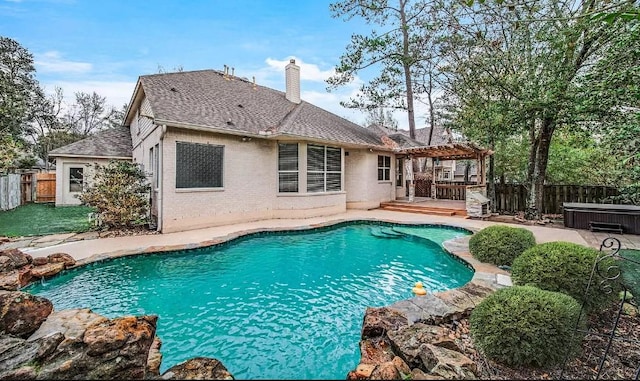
(0, 174), (21, 211)
(35, 173), (56, 203)
(494, 184), (620, 214)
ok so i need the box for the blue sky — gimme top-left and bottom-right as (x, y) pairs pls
(1, 0), (424, 130)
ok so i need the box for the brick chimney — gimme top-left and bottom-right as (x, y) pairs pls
(285, 59), (301, 104)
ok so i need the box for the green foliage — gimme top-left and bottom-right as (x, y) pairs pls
(512, 242), (619, 312)
(619, 249), (640, 298)
(78, 160), (151, 229)
(469, 225), (536, 266)
(470, 285), (584, 367)
(0, 36), (42, 140)
(0, 132), (21, 173)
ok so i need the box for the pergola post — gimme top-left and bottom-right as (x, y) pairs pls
(431, 158), (437, 199)
(406, 155), (415, 202)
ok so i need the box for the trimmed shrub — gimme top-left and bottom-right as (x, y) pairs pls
(470, 285), (584, 367)
(511, 241), (619, 312)
(78, 160), (151, 229)
(468, 225), (536, 266)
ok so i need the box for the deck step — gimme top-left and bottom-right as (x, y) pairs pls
(380, 205), (456, 216)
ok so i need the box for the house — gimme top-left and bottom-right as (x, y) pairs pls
(122, 60), (424, 233)
(49, 128), (132, 205)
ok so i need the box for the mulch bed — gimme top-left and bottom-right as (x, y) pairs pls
(441, 303), (639, 380)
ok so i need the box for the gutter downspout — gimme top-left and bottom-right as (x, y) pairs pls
(158, 124), (167, 232)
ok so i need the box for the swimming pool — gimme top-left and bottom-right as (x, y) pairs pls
(26, 221), (473, 380)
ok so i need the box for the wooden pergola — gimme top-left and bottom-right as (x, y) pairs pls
(396, 142), (493, 185)
(395, 142), (494, 201)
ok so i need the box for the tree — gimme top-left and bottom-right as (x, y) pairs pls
(0, 36), (42, 141)
(29, 86), (65, 170)
(326, 0), (438, 139)
(0, 132), (21, 174)
(364, 107), (399, 130)
(441, 0), (640, 218)
(78, 160), (151, 229)
(64, 91), (118, 137)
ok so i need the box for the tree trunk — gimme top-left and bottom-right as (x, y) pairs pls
(427, 73), (435, 145)
(525, 118), (554, 220)
(399, 0), (416, 140)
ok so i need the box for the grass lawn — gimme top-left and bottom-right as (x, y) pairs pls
(0, 203), (95, 237)
(619, 249), (640, 298)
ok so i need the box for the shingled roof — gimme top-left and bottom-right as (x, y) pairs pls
(49, 127), (132, 158)
(132, 70), (388, 148)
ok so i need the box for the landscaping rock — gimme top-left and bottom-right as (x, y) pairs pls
(161, 357), (234, 380)
(147, 336), (163, 376)
(348, 363), (376, 379)
(0, 256), (13, 272)
(419, 344), (477, 379)
(359, 337), (395, 364)
(369, 361), (400, 380)
(30, 262), (65, 279)
(32, 257), (49, 266)
(0, 248), (32, 270)
(361, 307), (408, 339)
(47, 252), (76, 268)
(23, 310), (157, 379)
(0, 290), (53, 338)
(391, 355), (411, 375)
(387, 323), (453, 369)
(410, 367), (442, 380)
(0, 268), (33, 291)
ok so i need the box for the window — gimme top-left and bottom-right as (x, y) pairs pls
(176, 142), (223, 189)
(396, 158), (403, 186)
(307, 144), (341, 192)
(278, 143), (298, 192)
(149, 144), (160, 188)
(378, 155), (391, 181)
(69, 167), (83, 192)
(443, 170), (451, 180)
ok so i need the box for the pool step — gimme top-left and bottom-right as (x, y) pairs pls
(379, 202), (464, 216)
(370, 227), (403, 238)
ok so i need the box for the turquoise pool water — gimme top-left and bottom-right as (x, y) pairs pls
(26, 222), (473, 380)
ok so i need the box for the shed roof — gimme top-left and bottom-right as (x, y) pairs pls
(49, 127), (132, 158)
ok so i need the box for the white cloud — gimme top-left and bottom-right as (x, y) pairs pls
(35, 51), (93, 74)
(264, 57), (335, 82)
(41, 80), (136, 110)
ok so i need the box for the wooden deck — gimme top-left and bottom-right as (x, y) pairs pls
(380, 198), (467, 217)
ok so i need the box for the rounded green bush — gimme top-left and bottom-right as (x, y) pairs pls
(511, 241), (618, 312)
(470, 285), (584, 367)
(468, 225), (536, 266)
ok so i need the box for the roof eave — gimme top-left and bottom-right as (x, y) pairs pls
(49, 154), (133, 160)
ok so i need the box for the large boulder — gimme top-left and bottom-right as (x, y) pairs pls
(0, 248), (32, 271)
(361, 307), (408, 339)
(387, 323), (459, 369)
(46, 253), (76, 268)
(30, 262), (65, 279)
(419, 344), (477, 379)
(0, 290), (53, 338)
(1, 308), (158, 380)
(0, 268), (33, 291)
(161, 357), (234, 380)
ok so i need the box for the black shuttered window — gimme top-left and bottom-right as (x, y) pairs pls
(176, 142), (224, 188)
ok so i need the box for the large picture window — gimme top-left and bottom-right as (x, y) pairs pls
(278, 143), (298, 192)
(378, 155), (391, 181)
(176, 142), (223, 189)
(307, 144), (341, 192)
(69, 167), (83, 192)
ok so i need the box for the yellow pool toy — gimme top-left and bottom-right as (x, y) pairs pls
(412, 281), (427, 296)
